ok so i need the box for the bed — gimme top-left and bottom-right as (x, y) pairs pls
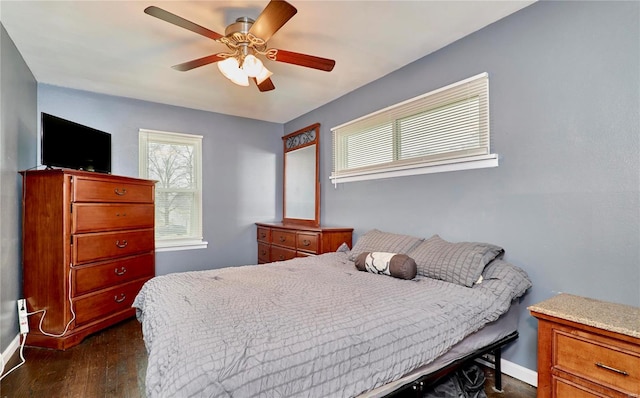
(133, 231), (531, 397)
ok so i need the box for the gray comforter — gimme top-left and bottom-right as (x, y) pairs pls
(133, 252), (530, 398)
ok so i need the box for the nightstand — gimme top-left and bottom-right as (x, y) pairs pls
(529, 294), (640, 398)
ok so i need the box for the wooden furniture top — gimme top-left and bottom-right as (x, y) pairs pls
(20, 168), (153, 183)
(529, 293), (640, 339)
(256, 221), (353, 233)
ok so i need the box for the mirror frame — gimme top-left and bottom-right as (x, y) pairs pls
(282, 123), (320, 227)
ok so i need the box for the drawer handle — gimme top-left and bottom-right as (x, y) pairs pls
(260, 232), (266, 238)
(278, 255), (284, 260)
(116, 213), (127, 217)
(114, 266), (127, 276)
(279, 236), (286, 242)
(115, 240), (128, 248)
(114, 293), (126, 303)
(596, 362), (628, 376)
(114, 188), (127, 196)
(261, 250), (267, 256)
(302, 239), (311, 247)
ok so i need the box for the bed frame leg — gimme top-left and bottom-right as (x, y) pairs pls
(493, 347), (503, 392)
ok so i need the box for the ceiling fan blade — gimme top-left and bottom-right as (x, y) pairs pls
(249, 0), (297, 42)
(254, 77), (276, 92)
(172, 54), (225, 71)
(272, 49), (335, 72)
(144, 6), (223, 41)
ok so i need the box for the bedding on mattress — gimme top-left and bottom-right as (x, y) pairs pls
(133, 252), (530, 398)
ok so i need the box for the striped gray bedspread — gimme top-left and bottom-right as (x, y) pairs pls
(133, 252), (530, 397)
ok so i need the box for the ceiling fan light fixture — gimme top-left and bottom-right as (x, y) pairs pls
(145, 1), (334, 92)
(218, 57), (249, 86)
(255, 66), (273, 85)
(242, 54), (264, 78)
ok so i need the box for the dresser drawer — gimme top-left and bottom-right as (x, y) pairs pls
(73, 229), (154, 265)
(271, 229), (296, 249)
(258, 242), (270, 264)
(73, 279), (147, 326)
(72, 203), (154, 233)
(297, 232), (319, 254)
(554, 329), (640, 394)
(553, 377), (604, 398)
(73, 178), (154, 203)
(257, 227), (271, 243)
(73, 253), (155, 296)
(270, 246), (296, 262)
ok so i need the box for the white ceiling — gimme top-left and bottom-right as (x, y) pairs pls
(1, 1), (534, 124)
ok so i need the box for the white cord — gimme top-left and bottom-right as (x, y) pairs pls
(0, 334), (27, 381)
(0, 267), (76, 380)
(28, 266), (76, 337)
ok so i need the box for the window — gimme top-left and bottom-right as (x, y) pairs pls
(330, 73), (497, 184)
(139, 129), (207, 251)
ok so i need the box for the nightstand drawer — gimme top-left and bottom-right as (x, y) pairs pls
(554, 329), (640, 394)
(553, 377), (603, 398)
(297, 232), (319, 253)
(73, 203), (154, 233)
(271, 229), (296, 249)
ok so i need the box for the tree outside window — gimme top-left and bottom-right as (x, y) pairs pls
(139, 129), (205, 250)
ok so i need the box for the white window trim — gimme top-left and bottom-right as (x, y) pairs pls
(155, 239), (208, 252)
(331, 154), (498, 184)
(139, 128), (208, 252)
(330, 72), (497, 185)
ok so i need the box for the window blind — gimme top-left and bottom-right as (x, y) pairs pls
(331, 73), (493, 183)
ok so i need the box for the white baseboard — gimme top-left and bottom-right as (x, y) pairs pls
(1, 334), (21, 374)
(476, 357), (538, 387)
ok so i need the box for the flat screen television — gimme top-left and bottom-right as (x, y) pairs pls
(41, 113), (111, 174)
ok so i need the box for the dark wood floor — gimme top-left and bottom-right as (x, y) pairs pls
(1, 318), (536, 398)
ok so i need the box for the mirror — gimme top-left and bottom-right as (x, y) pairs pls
(283, 123), (320, 226)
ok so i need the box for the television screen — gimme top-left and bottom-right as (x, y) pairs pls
(41, 113), (111, 174)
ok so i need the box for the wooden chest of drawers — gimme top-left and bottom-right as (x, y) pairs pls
(255, 222), (353, 264)
(21, 169), (156, 349)
(529, 294), (640, 398)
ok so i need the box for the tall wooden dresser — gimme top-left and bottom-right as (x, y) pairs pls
(256, 222), (352, 263)
(21, 169), (156, 349)
(529, 294), (640, 398)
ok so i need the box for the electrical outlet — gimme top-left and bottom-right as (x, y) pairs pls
(17, 299), (29, 334)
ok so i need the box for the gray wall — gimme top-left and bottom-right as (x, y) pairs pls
(38, 84), (284, 276)
(285, 1), (640, 372)
(3, 0), (638, 376)
(0, 24), (37, 354)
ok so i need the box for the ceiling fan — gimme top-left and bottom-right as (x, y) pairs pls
(144, 0), (335, 92)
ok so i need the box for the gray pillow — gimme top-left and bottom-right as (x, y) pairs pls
(408, 234), (504, 287)
(354, 252), (417, 280)
(348, 229), (423, 261)
(474, 260), (532, 304)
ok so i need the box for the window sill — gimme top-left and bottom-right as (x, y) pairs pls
(329, 154), (499, 184)
(155, 239), (209, 253)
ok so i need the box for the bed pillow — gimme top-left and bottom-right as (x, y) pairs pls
(348, 229), (423, 261)
(474, 259), (532, 304)
(335, 242), (351, 253)
(408, 234), (504, 287)
(354, 252), (417, 280)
